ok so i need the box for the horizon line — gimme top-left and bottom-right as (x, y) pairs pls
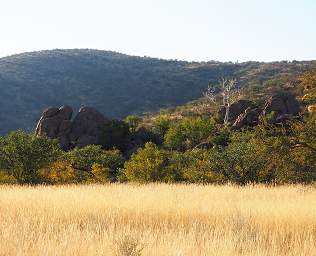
(1, 48), (316, 64)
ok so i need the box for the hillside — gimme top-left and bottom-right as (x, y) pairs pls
(0, 49), (315, 134)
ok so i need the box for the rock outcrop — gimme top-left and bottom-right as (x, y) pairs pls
(35, 90), (302, 148)
(218, 91), (301, 130)
(217, 100), (254, 124)
(35, 106), (73, 150)
(232, 107), (259, 130)
(35, 106), (108, 150)
(70, 106), (108, 148)
(261, 92), (300, 122)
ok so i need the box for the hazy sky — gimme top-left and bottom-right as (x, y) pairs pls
(1, 0), (315, 61)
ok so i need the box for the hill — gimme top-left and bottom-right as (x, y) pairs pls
(0, 49), (315, 134)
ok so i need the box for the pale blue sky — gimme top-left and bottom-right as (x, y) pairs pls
(0, 0), (315, 61)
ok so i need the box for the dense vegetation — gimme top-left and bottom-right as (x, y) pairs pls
(0, 49), (315, 134)
(0, 69), (315, 185)
(0, 113), (315, 185)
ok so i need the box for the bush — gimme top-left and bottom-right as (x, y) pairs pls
(0, 172), (17, 184)
(151, 116), (171, 137)
(289, 113), (316, 182)
(99, 120), (131, 151)
(291, 113), (316, 152)
(0, 131), (61, 184)
(210, 127), (231, 147)
(290, 147), (316, 183)
(164, 117), (215, 151)
(208, 126), (313, 185)
(299, 69), (316, 104)
(210, 134), (269, 185)
(169, 149), (225, 183)
(65, 145), (124, 182)
(39, 160), (76, 184)
(131, 127), (162, 146)
(91, 163), (111, 183)
(124, 115), (142, 133)
(251, 124), (316, 183)
(122, 142), (177, 183)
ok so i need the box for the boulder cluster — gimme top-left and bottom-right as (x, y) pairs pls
(217, 91), (300, 129)
(35, 91), (301, 150)
(35, 106), (108, 150)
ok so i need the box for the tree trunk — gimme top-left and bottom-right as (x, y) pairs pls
(224, 104), (230, 125)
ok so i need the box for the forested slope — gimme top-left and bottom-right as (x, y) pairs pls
(0, 49), (314, 134)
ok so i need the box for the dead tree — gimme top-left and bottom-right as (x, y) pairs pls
(204, 78), (240, 126)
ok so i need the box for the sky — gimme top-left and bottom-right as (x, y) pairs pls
(0, 0), (315, 62)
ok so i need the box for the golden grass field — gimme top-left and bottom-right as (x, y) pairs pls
(0, 184), (315, 256)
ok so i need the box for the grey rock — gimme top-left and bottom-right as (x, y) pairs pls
(76, 135), (100, 148)
(58, 134), (71, 150)
(35, 105), (73, 150)
(36, 106), (73, 136)
(42, 107), (59, 119)
(232, 107), (259, 130)
(70, 106), (108, 147)
(261, 92), (300, 122)
(217, 100), (254, 124)
(36, 105), (109, 150)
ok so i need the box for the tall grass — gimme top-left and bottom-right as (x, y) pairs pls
(0, 184), (315, 255)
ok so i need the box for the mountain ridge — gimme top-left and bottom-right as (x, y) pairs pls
(0, 49), (315, 134)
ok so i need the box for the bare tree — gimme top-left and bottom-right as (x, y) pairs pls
(204, 78), (240, 125)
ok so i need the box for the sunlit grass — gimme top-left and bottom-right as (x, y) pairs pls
(0, 184), (315, 255)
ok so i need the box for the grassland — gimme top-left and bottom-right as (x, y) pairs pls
(0, 184), (315, 256)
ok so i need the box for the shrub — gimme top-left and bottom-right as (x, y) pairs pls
(39, 160), (76, 184)
(65, 145), (124, 182)
(250, 124), (315, 184)
(290, 147), (316, 183)
(0, 131), (61, 184)
(151, 116), (171, 137)
(209, 126), (307, 185)
(122, 142), (176, 183)
(131, 127), (162, 146)
(99, 119), (131, 151)
(0, 172), (17, 184)
(169, 149), (225, 183)
(124, 115), (142, 133)
(210, 135), (269, 185)
(91, 163), (111, 183)
(299, 69), (316, 104)
(164, 117), (215, 151)
(289, 113), (316, 182)
(210, 126), (231, 147)
(291, 113), (316, 152)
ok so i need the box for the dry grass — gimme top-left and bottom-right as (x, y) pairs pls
(0, 184), (315, 256)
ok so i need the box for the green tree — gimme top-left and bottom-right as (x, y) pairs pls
(0, 131), (61, 184)
(65, 145), (124, 182)
(122, 142), (176, 183)
(299, 69), (316, 105)
(169, 149), (225, 183)
(39, 160), (76, 184)
(291, 113), (316, 153)
(210, 136), (268, 185)
(99, 120), (131, 151)
(209, 126), (309, 185)
(124, 115), (142, 133)
(289, 113), (316, 182)
(151, 116), (171, 137)
(91, 163), (111, 183)
(164, 117), (215, 151)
